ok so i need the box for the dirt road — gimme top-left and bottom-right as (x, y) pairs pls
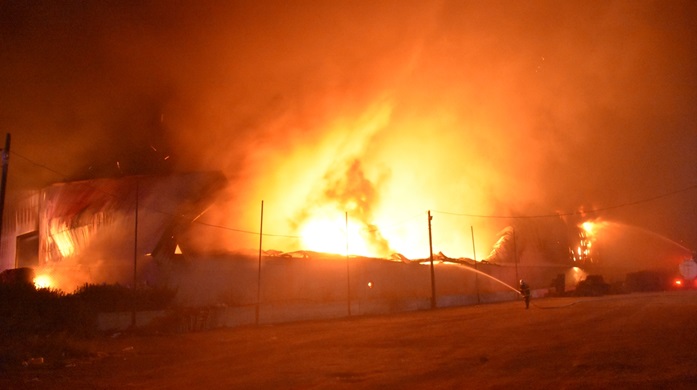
(4, 291), (697, 389)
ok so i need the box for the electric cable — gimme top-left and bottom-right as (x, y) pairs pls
(433, 183), (697, 220)
(10, 150), (301, 238)
(8, 149), (697, 238)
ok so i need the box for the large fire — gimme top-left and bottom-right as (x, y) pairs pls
(33, 274), (53, 289)
(573, 220), (596, 264)
(299, 215), (348, 255)
(204, 97), (510, 261)
(572, 218), (691, 269)
(0, 1), (694, 298)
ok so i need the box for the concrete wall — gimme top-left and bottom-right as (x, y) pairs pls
(97, 310), (167, 331)
(154, 254), (571, 328)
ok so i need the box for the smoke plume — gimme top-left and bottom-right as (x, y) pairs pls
(1, 1), (695, 260)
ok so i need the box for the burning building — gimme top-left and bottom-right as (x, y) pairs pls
(2, 168), (687, 327)
(0, 168), (577, 326)
(0, 171), (227, 292)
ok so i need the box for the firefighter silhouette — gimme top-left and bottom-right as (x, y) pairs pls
(519, 280), (531, 309)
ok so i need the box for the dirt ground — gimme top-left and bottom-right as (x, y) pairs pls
(3, 291), (697, 389)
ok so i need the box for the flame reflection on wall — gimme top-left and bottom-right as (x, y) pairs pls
(49, 229), (76, 258)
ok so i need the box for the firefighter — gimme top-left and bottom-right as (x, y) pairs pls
(519, 279), (531, 309)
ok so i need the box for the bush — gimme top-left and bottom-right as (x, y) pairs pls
(0, 283), (77, 335)
(0, 283), (176, 371)
(0, 283), (176, 336)
(73, 283), (176, 312)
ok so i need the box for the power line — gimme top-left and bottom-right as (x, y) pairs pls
(192, 219), (300, 239)
(9, 148), (697, 231)
(434, 184), (697, 220)
(11, 151), (68, 181)
(9, 151), (300, 238)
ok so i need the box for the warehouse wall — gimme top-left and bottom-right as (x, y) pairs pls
(160, 253), (570, 326)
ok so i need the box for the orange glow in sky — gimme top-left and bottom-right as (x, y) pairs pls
(4, 2), (693, 266)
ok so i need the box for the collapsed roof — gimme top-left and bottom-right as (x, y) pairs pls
(39, 171), (227, 270)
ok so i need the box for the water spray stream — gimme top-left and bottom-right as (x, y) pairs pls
(609, 222), (692, 255)
(457, 263), (592, 309)
(459, 264), (521, 295)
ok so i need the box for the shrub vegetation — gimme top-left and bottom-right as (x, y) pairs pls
(0, 282), (176, 371)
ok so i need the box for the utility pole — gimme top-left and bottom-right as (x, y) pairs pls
(345, 211), (351, 316)
(471, 226), (480, 304)
(513, 228), (519, 284)
(256, 200), (264, 325)
(0, 133), (10, 261)
(131, 178), (139, 328)
(428, 210), (436, 309)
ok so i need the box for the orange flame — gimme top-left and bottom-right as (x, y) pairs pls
(33, 274), (53, 289)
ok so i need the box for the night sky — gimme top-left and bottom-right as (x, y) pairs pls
(1, 1), (695, 257)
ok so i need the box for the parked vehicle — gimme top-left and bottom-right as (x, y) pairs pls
(575, 274), (610, 296)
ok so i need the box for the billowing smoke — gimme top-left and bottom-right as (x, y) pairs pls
(1, 1), (695, 262)
(292, 158), (392, 257)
